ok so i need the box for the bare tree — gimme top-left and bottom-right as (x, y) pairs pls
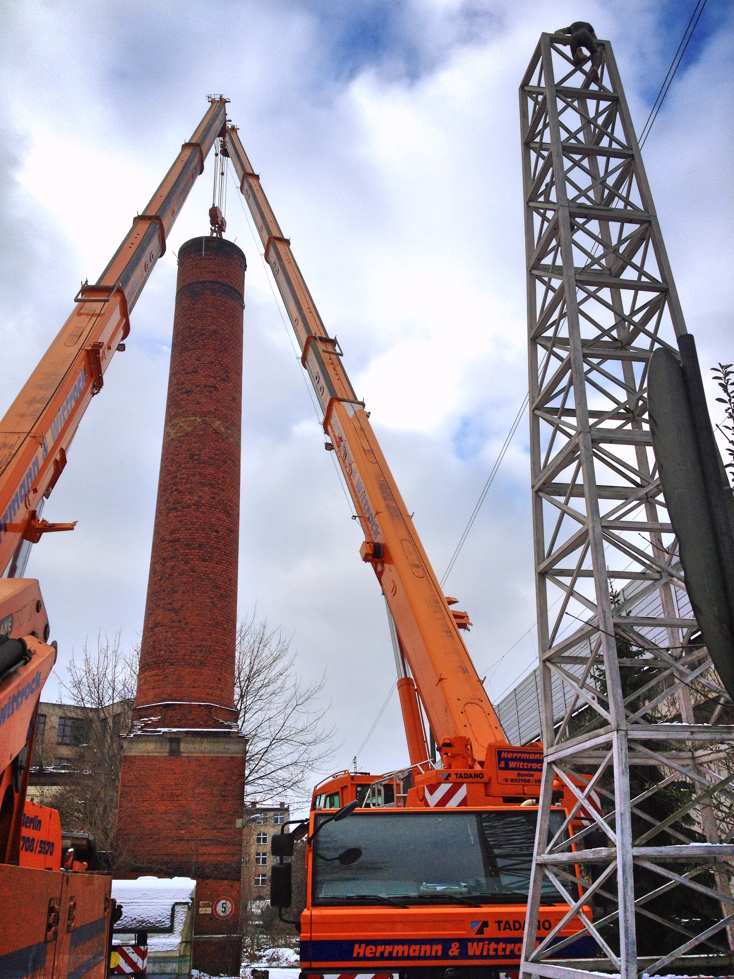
(57, 634), (137, 853)
(234, 613), (334, 802)
(55, 614), (332, 852)
(712, 362), (734, 483)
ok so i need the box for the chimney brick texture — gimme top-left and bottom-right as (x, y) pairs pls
(117, 237), (247, 978)
(134, 236), (246, 723)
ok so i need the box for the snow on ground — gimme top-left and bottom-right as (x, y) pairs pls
(193, 946), (300, 979)
(193, 971), (298, 979)
(242, 969), (299, 979)
(258, 948), (299, 966)
(111, 875), (195, 931)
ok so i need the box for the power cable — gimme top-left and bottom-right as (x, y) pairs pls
(353, 682), (396, 765)
(440, 394), (529, 585)
(638, 0), (708, 149)
(232, 1), (711, 759)
(584, 0), (708, 268)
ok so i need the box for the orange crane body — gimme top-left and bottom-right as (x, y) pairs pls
(224, 127), (589, 974)
(0, 99), (228, 979)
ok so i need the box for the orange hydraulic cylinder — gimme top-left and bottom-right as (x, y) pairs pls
(397, 676), (430, 767)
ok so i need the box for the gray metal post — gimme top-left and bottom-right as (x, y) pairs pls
(519, 32), (734, 978)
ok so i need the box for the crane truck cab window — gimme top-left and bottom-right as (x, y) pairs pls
(315, 791), (341, 810)
(312, 809), (566, 905)
(355, 783), (395, 807)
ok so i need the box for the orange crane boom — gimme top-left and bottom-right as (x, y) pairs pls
(0, 97), (227, 579)
(224, 126), (508, 767)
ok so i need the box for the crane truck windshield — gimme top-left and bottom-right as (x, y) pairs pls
(313, 809), (566, 905)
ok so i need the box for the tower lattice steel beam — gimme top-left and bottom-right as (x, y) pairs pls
(519, 31), (734, 979)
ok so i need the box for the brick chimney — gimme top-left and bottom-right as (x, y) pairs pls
(117, 236), (247, 976)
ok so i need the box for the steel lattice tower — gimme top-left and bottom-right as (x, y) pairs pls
(519, 32), (734, 978)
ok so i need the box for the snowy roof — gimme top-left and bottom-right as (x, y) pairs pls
(112, 876), (195, 931)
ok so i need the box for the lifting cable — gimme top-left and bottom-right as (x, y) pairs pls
(212, 139), (229, 213)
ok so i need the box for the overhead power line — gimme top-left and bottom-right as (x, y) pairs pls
(639, 0), (708, 149)
(440, 394), (529, 586)
(443, 0), (710, 593)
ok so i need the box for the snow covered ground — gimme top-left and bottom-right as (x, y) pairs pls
(193, 945), (300, 979)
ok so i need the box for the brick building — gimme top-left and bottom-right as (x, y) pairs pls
(28, 699), (132, 805)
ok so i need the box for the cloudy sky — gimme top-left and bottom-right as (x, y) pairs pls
(1, 0), (732, 804)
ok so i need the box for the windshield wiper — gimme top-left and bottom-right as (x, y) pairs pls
(323, 894), (410, 908)
(413, 894), (487, 906)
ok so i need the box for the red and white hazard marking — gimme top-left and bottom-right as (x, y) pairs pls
(424, 782), (468, 807)
(110, 944), (148, 975)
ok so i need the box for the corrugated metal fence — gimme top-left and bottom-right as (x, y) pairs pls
(497, 575), (696, 744)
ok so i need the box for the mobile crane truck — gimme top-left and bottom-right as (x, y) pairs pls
(221, 127), (592, 977)
(0, 97), (589, 977)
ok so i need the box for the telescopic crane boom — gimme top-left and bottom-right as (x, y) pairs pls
(0, 97), (227, 580)
(224, 126), (508, 770)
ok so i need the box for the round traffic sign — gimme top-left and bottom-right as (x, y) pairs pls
(214, 898), (234, 919)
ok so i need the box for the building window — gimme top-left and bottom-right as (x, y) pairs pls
(35, 714), (46, 739)
(254, 874), (267, 887)
(255, 832), (268, 845)
(255, 851), (267, 866)
(272, 812), (285, 825)
(57, 716), (87, 746)
(253, 814), (265, 824)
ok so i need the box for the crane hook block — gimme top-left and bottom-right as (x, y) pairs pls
(209, 205), (227, 238)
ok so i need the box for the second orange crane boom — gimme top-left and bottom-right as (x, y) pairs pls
(224, 125), (508, 768)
